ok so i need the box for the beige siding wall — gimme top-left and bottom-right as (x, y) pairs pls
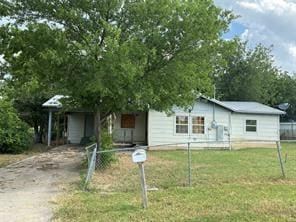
(148, 101), (231, 146)
(113, 112), (146, 144)
(67, 113), (85, 144)
(230, 113), (279, 141)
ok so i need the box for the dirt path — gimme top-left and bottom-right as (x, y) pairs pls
(0, 145), (84, 222)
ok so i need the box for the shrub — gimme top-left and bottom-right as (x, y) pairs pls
(0, 100), (32, 153)
(89, 130), (116, 169)
(99, 130), (116, 169)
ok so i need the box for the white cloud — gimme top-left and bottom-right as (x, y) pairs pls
(288, 44), (296, 58)
(215, 0), (296, 73)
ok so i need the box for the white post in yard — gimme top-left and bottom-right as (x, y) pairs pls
(132, 149), (148, 208)
(47, 110), (53, 147)
(138, 162), (148, 208)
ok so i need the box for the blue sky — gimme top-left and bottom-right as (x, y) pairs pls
(223, 22), (246, 40)
(216, 0), (296, 73)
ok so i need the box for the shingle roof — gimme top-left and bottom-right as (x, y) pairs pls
(200, 96), (285, 115)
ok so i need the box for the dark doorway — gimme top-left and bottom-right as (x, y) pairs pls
(84, 114), (94, 137)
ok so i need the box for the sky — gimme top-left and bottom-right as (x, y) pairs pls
(215, 0), (296, 73)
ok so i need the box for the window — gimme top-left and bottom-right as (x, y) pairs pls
(121, 114), (135, 128)
(176, 116), (188, 133)
(246, 120), (257, 132)
(192, 116), (205, 134)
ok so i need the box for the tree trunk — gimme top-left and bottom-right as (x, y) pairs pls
(94, 110), (101, 168)
(40, 123), (45, 144)
(33, 123), (42, 144)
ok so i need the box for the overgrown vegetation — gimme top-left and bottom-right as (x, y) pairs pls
(99, 130), (116, 169)
(89, 130), (116, 169)
(55, 143), (296, 221)
(0, 100), (32, 153)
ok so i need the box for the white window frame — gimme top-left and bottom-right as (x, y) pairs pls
(175, 115), (189, 134)
(245, 119), (257, 132)
(174, 115), (206, 135)
(191, 116), (205, 134)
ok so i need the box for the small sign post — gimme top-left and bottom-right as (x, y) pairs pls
(132, 149), (148, 208)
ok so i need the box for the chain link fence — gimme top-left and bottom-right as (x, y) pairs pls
(84, 141), (286, 196)
(83, 140), (286, 193)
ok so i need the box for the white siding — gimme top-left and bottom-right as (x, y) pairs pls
(231, 113), (280, 141)
(67, 113), (85, 144)
(113, 112), (146, 143)
(148, 101), (231, 146)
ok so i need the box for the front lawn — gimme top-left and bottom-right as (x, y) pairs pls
(54, 143), (296, 222)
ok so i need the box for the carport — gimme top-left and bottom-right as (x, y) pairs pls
(42, 95), (66, 146)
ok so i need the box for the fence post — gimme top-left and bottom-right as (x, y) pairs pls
(83, 144), (97, 191)
(292, 122), (294, 139)
(276, 141), (286, 178)
(187, 142), (191, 186)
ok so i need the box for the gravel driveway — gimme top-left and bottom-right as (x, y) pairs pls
(0, 145), (84, 222)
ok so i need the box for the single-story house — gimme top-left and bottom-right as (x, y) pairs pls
(43, 95), (285, 148)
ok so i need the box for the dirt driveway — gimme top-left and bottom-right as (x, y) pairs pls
(0, 145), (84, 222)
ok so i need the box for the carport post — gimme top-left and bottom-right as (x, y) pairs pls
(47, 110), (53, 147)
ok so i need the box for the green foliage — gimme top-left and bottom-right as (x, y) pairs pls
(88, 129), (116, 169)
(1, 0), (234, 148)
(215, 39), (296, 120)
(1, 0), (233, 113)
(275, 73), (296, 121)
(0, 100), (32, 153)
(7, 78), (54, 143)
(215, 40), (279, 104)
(99, 130), (116, 169)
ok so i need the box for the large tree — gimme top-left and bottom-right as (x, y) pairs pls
(1, 0), (233, 150)
(275, 73), (296, 121)
(214, 39), (296, 120)
(0, 25), (61, 143)
(214, 40), (280, 105)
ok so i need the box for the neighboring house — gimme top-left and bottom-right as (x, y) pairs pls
(43, 95), (285, 148)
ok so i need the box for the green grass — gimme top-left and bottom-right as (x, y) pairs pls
(54, 143), (296, 222)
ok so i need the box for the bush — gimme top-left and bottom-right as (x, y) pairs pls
(0, 100), (32, 153)
(99, 130), (116, 169)
(89, 130), (116, 169)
